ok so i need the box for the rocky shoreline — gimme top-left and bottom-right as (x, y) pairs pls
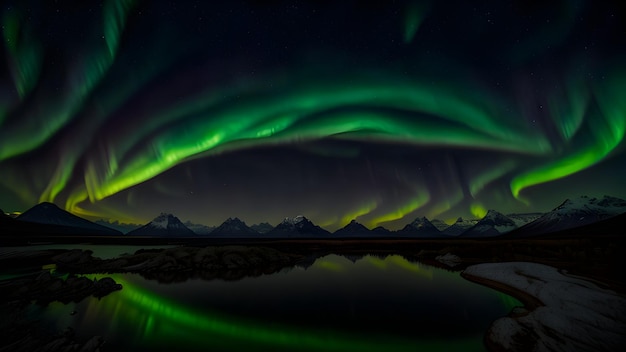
(462, 262), (626, 352)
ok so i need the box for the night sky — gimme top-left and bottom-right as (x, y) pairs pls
(0, 0), (624, 230)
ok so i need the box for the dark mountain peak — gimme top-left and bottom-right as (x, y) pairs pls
(225, 217), (246, 224)
(430, 219), (449, 231)
(250, 222), (274, 234)
(460, 211), (517, 238)
(334, 220), (370, 236)
(268, 215), (330, 237)
(372, 226), (391, 235)
(398, 216), (441, 237)
(16, 202), (121, 235)
(127, 213), (195, 237)
(407, 216), (437, 229)
(211, 217), (258, 236)
(280, 215), (308, 226)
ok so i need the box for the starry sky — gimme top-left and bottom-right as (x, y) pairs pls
(0, 0), (624, 230)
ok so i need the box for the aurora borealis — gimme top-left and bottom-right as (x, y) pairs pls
(0, 1), (625, 229)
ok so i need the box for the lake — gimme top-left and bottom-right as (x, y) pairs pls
(26, 252), (518, 351)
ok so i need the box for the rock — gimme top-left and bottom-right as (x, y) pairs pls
(435, 253), (461, 267)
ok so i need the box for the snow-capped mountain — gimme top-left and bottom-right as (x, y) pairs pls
(396, 217), (443, 238)
(250, 222), (274, 234)
(460, 210), (517, 237)
(333, 220), (372, 237)
(16, 202), (122, 236)
(506, 212), (544, 227)
(266, 215), (330, 237)
(127, 213), (196, 237)
(442, 217), (478, 236)
(514, 196), (626, 236)
(430, 219), (450, 231)
(211, 217), (258, 236)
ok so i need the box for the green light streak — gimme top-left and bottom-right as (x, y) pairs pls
(0, 0), (135, 162)
(368, 191), (429, 228)
(2, 9), (42, 99)
(338, 201), (377, 228)
(79, 74), (540, 205)
(510, 69), (626, 198)
(404, 1), (429, 44)
(469, 160), (516, 198)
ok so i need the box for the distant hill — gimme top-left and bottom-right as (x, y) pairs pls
(250, 222), (274, 234)
(127, 213), (196, 237)
(16, 202), (121, 236)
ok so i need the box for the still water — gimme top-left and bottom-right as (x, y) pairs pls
(30, 253), (519, 351)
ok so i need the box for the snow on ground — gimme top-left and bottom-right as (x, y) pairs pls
(463, 262), (626, 351)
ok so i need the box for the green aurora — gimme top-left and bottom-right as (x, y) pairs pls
(0, 1), (624, 228)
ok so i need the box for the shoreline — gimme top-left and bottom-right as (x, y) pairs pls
(461, 262), (626, 352)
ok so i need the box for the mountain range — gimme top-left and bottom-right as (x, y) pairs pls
(126, 213), (196, 237)
(2, 195), (624, 238)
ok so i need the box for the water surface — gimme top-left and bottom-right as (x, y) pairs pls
(32, 254), (519, 351)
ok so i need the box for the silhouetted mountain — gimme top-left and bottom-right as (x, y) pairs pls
(16, 202), (121, 236)
(539, 212), (626, 238)
(442, 217), (477, 236)
(460, 210), (516, 237)
(430, 219), (449, 231)
(512, 196), (626, 237)
(250, 222), (274, 234)
(266, 216), (330, 237)
(95, 220), (141, 234)
(183, 221), (214, 235)
(371, 226), (392, 236)
(127, 213), (196, 237)
(396, 217), (442, 238)
(211, 217), (258, 236)
(333, 220), (371, 237)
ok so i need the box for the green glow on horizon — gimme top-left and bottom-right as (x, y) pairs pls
(338, 201), (378, 228)
(368, 191), (430, 228)
(470, 203), (487, 219)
